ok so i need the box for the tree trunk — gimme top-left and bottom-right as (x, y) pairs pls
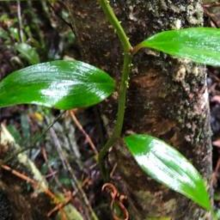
(69, 1), (212, 219)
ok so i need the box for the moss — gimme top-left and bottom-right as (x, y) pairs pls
(187, 3), (203, 25)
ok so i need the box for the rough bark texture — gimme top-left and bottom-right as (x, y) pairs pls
(69, 1), (212, 219)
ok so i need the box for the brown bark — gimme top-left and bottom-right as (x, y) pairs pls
(69, 1), (212, 219)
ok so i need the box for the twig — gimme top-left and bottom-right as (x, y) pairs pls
(3, 111), (65, 164)
(48, 125), (68, 170)
(65, 159), (98, 220)
(1, 164), (68, 219)
(203, 2), (220, 8)
(0, 124), (48, 192)
(41, 146), (63, 189)
(203, 7), (220, 27)
(2, 164), (37, 185)
(48, 122), (99, 220)
(47, 191), (72, 217)
(1, 164), (57, 202)
(47, 0), (75, 33)
(16, 0), (24, 43)
(69, 110), (98, 156)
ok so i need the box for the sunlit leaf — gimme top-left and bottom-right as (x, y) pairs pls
(135, 27), (220, 66)
(0, 60), (115, 110)
(124, 134), (211, 210)
(15, 43), (40, 65)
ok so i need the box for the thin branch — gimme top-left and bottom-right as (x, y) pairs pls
(203, 2), (220, 8)
(49, 125), (99, 220)
(3, 111), (65, 164)
(97, 0), (133, 180)
(16, 0), (24, 43)
(69, 110), (98, 156)
(47, 0), (75, 33)
(203, 7), (220, 27)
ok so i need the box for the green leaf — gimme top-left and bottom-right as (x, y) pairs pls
(124, 134), (211, 210)
(135, 27), (220, 66)
(15, 43), (40, 65)
(0, 60), (115, 110)
(0, 28), (8, 40)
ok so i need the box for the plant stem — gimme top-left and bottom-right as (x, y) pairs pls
(98, 0), (133, 179)
(17, 0), (24, 43)
(98, 0), (132, 52)
(114, 53), (132, 136)
(99, 53), (132, 179)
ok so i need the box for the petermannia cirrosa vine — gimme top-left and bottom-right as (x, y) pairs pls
(1, 26), (220, 216)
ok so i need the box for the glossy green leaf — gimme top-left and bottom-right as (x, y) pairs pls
(0, 60), (115, 110)
(135, 27), (220, 66)
(15, 43), (40, 65)
(124, 134), (211, 210)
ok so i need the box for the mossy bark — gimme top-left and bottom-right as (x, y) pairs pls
(69, 1), (212, 219)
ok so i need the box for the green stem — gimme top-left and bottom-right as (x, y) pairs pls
(98, 0), (133, 180)
(99, 53), (132, 179)
(114, 53), (132, 136)
(98, 0), (132, 52)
